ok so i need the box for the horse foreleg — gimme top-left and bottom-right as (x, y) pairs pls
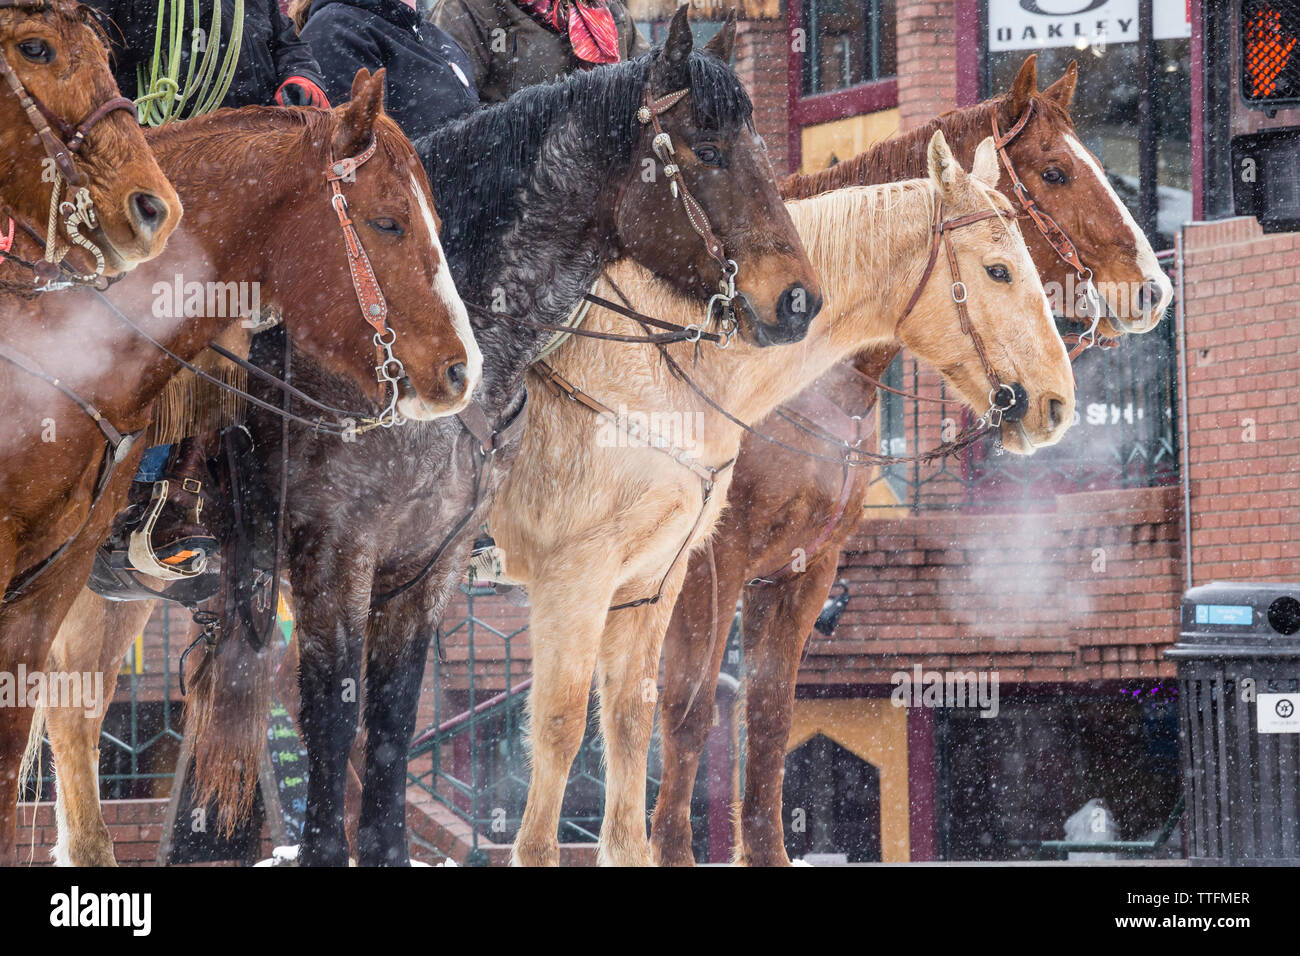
(650, 549), (746, 866)
(513, 572), (617, 867)
(357, 585), (442, 866)
(45, 590), (156, 866)
(275, 628), (366, 859)
(293, 559), (367, 868)
(735, 552), (839, 867)
(594, 571), (687, 867)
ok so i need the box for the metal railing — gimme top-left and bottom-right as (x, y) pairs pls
(406, 583), (700, 863)
(874, 264), (1182, 512)
(23, 601), (185, 802)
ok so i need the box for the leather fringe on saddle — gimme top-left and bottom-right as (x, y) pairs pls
(146, 330), (250, 445)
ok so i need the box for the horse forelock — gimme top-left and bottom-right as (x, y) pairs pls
(680, 47), (753, 133)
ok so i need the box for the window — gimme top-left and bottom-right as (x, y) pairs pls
(802, 0), (897, 96)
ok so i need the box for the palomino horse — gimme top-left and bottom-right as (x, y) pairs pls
(0, 0), (178, 287)
(121, 6), (818, 867)
(652, 55), (1176, 866)
(487, 131), (1075, 866)
(4, 69), (477, 865)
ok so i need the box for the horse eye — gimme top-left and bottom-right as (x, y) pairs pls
(1041, 167), (1068, 185)
(693, 144), (724, 167)
(367, 218), (403, 236)
(985, 264), (1012, 283)
(17, 39), (54, 63)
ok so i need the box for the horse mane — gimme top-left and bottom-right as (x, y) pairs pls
(781, 92), (1076, 199)
(144, 105), (414, 188)
(416, 47), (753, 278)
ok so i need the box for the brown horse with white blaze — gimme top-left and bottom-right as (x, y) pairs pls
(0, 0), (178, 284)
(652, 56), (1173, 866)
(3, 69), (477, 865)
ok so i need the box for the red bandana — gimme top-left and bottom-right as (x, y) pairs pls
(516, 0), (621, 66)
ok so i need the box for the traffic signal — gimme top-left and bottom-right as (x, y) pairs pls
(1241, 0), (1300, 111)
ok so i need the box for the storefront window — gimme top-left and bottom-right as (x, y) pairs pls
(802, 0), (897, 96)
(985, 0), (1191, 250)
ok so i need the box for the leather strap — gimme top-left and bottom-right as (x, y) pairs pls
(326, 137), (388, 337)
(637, 86), (730, 272)
(992, 103), (1090, 279)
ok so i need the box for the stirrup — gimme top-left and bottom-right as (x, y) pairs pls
(127, 479), (212, 580)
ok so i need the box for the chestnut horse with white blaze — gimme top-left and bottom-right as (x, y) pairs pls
(653, 55), (1174, 866)
(6, 69), (476, 865)
(487, 131), (1074, 866)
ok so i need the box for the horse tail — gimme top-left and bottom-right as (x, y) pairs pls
(183, 610), (273, 836)
(19, 697), (46, 862)
(184, 427), (279, 835)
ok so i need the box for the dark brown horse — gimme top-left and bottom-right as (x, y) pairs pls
(1, 69), (476, 865)
(652, 56), (1174, 866)
(0, 0), (178, 287)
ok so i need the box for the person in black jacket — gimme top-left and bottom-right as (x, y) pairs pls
(299, 0), (478, 137)
(87, 0), (329, 111)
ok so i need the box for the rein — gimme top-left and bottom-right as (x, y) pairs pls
(0, 338), (145, 604)
(0, 0), (137, 290)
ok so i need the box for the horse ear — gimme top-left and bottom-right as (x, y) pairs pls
(927, 129), (965, 194)
(1007, 53), (1037, 116)
(333, 67), (386, 159)
(1043, 60), (1078, 108)
(971, 136), (1000, 188)
(705, 10), (737, 62)
(658, 4), (694, 87)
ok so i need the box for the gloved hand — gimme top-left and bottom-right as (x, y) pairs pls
(275, 76), (330, 108)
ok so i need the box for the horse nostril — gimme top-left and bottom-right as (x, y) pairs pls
(1137, 279), (1164, 315)
(130, 192), (168, 236)
(446, 362), (468, 394)
(776, 284), (821, 328)
(1049, 398), (1066, 429)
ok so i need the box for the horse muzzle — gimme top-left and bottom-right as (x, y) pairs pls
(738, 283), (823, 348)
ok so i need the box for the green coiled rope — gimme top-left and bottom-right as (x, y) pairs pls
(134, 0), (245, 126)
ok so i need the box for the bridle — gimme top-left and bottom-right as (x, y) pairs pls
(634, 85), (742, 347)
(0, 0), (138, 290)
(326, 135), (408, 429)
(0, 130), (421, 603)
(894, 200), (1028, 430)
(992, 102), (1115, 359)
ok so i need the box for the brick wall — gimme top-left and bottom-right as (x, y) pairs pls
(896, 0), (957, 131)
(813, 486), (1184, 686)
(16, 799), (169, 866)
(734, 19), (791, 176)
(1181, 219), (1300, 585)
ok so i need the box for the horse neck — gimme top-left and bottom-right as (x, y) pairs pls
(782, 100), (1000, 196)
(52, 126), (316, 423)
(566, 182), (937, 466)
(428, 110), (635, 411)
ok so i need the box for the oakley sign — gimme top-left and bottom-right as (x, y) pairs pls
(988, 0), (1191, 52)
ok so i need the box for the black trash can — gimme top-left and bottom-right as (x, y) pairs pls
(1166, 582), (1300, 864)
